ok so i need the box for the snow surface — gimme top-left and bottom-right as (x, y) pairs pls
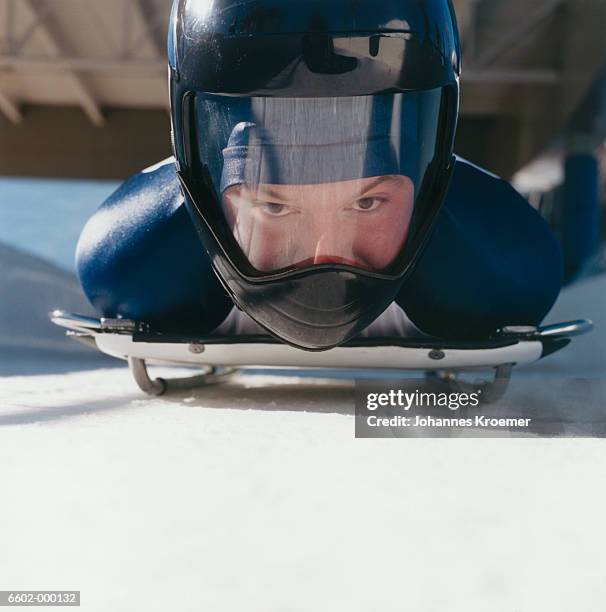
(0, 263), (605, 610)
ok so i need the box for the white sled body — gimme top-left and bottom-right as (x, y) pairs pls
(51, 311), (591, 371)
(92, 331), (545, 370)
(50, 312), (592, 396)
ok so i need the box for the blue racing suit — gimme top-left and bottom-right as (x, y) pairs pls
(76, 156), (563, 341)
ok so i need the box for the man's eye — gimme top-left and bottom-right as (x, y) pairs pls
(256, 201), (290, 216)
(353, 197), (384, 211)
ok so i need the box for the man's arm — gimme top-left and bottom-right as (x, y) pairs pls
(396, 158), (564, 339)
(76, 158), (233, 333)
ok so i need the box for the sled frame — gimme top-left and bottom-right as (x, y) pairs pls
(50, 311), (593, 398)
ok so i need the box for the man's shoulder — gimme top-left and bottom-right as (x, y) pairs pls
(127, 156), (181, 206)
(102, 157), (182, 216)
(447, 155), (528, 214)
(453, 155), (501, 181)
(140, 157), (178, 176)
(86, 157), (184, 246)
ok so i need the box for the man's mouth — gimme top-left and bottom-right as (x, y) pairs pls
(293, 255), (372, 270)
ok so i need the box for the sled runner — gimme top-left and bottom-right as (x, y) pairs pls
(50, 311), (592, 401)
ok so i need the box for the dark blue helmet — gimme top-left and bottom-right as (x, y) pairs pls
(169, 0), (461, 350)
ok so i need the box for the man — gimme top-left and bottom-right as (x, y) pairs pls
(76, 0), (563, 349)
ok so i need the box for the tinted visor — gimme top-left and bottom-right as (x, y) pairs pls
(194, 89), (444, 274)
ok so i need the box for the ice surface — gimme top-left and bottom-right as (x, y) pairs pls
(1, 366), (605, 611)
(0, 177), (117, 271)
(0, 241), (116, 372)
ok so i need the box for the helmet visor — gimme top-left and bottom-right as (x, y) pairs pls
(193, 89), (444, 275)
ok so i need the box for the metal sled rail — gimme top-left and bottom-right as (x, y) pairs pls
(50, 311), (592, 397)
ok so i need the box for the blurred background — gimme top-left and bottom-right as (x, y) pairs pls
(0, 0), (605, 368)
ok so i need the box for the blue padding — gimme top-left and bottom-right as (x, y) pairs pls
(76, 160), (233, 333)
(77, 157), (564, 340)
(396, 159), (564, 339)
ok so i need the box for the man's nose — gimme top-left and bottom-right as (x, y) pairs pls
(312, 231), (351, 264)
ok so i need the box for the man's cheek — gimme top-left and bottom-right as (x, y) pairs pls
(249, 224), (292, 270)
(352, 227), (390, 269)
(353, 215), (409, 270)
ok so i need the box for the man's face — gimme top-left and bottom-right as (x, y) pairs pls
(223, 175), (414, 272)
